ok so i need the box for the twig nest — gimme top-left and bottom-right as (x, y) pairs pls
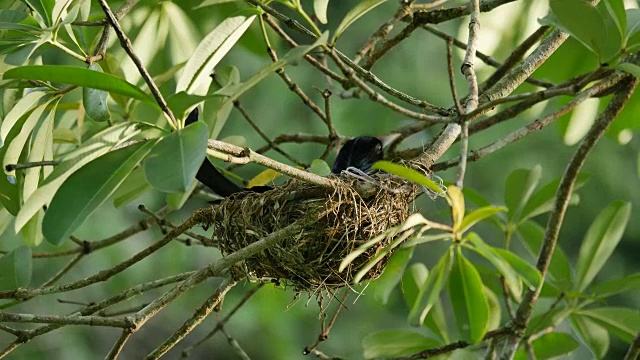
(210, 175), (416, 292)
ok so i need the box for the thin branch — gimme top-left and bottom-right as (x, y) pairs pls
(425, 25), (546, 84)
(40, 253), (84, 287)
(206, 139), (335, 188)
(0, 311), (132, 328)
(105, 329), (134, 360)
(263, 14), (450, 122)
(0, 211), (206, 300)
(72, 0), (140, 26)
(417, 18), (581, 169)
(128, 219), (307, 329)
(395, 327), (514, 359)
(624, 333), (640, 360)
(455, 0), (480, 189)
(447, 39), (464, 115)
(145, 278), (237, 359)
(355, 0), (414, 64)
(250, 0), (452, 116)
(432, 72), (624, 171)
(479, 26), (552, 93)
(220, 326), (251, 360)
(409, 0), (518, 26)
(182, 283), (265, 358)
(95, 0), (177, 128)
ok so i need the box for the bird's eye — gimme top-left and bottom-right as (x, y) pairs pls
(375, 144), (382, 153)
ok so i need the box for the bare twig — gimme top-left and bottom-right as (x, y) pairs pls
(96, 0), (177, 128)
(0, 211), (206, 300)
(145, 278), (237, 359)
(455, 0), (480, 189)
(624, 333), (640, 360)
(250, 1), (452, 116)
(432, 72), (624, 171)
(207, 139), (335, 188)
(182, 284), (265, 358)
(106, 329), (134, 360)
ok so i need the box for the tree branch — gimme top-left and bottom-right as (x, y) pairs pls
(497, 75), (638, 358)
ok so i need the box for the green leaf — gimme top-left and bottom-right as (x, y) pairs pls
(112, 167), (150, 208)
(341, 213), (428, 275)
(3, 98), (54, 181)
(362, 330), (439, 359)
(504, 166), (541, 222)
(614, 62), (640, 78)
(247, 169), (280, 188)
(24, 0), (54, 26)
(401, 262), (428, 309)
(423, 300), (449, 343)
(15, 123), (142, 232)
(144, 121), (208, 193)
(82, 63), (111, 122)
(492, 248), (542, 289)
(102, 54), (130, 108)
(626, 9), (640, 51)
(0, 99), (42, 215)
(205, 66), (239, 138)
(167, 92), (216, 121)
(579, 307), (640, 343)
(314, 0), (329, 24)
(166, 180), (198, 210)
(570, 314), (609, 359)
(20, 208), (43, 247)
(514, 332), (579, 360)
(459, 206), (506, 234)
(372, 160), (445, 196)
(0, 9), (41, 32)
(51, 0), (74, 25)
(589, 273), (640, 298)
(176, 15), (256, 94)
(0, 246), (32, 290)
(402, 233), (453, 248)
(484, 287), (501, 332)
(550, 0), (619, 61)
(408, 247), (452, 326)
(373, 247), (413, 305)
(194, 0), (241, 9)
(575, 201), (631, 291)
(0, 90), (47, 146)
(3, 66), (155, 105)
(517, 221), (572, 288)
(23, 102), (55, 200)
(448, 248), (488, 344)
(604, 0), (626, 40)
(0, 207), (12, 236)
(466, 233), (522, 301)
(309, 159), (331, 176)
(519, 173), (589, 223)
(332, 0), (387, 44)
(42, 141), (156, 245)
(447, 185), (465, 233)
(353, 230), (414, 284)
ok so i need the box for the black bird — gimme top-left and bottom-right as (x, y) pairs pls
(332, 136), (383, 174)
(186, 108), (384, 197)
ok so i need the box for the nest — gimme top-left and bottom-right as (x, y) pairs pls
(209, 175), (416, 292)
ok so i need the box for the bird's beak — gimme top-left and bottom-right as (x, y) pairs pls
(378, 133), (401, 148)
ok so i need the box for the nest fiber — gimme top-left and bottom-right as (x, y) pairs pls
(210, 176), (415, 292)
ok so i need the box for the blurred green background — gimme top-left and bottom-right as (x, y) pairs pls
(1, 0), (639, 358)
